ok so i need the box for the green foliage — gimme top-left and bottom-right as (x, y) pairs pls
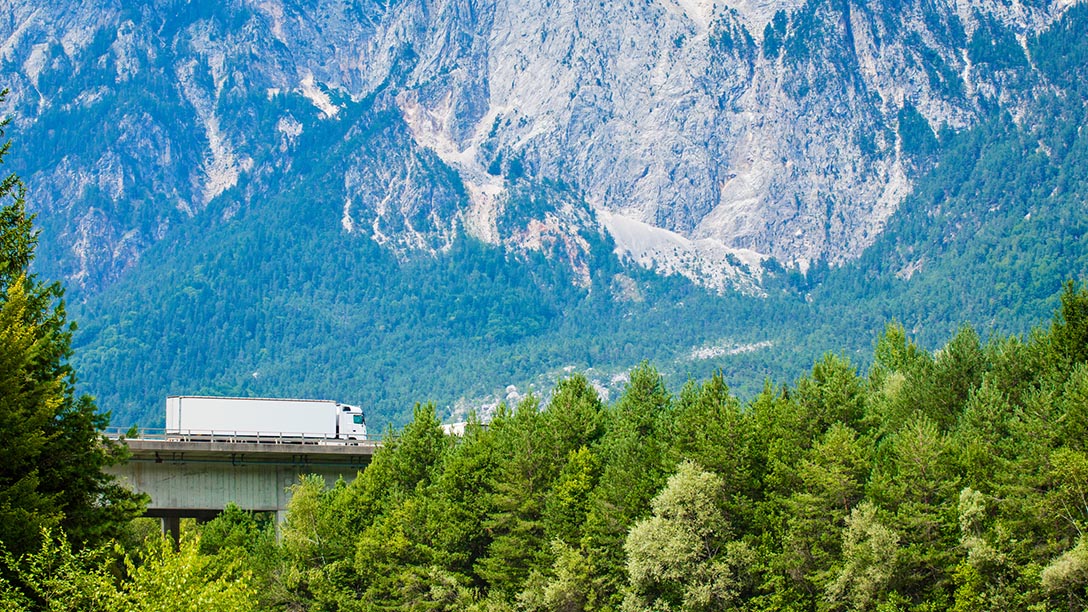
(623, 461), (752, 612)
(1049, 280), (1088, 371)
(120, 535), (257, 612)
(428, 417), (502, 582)
(478, 388), (601, 597)
(825, 502), (900, 611)
(0, 274), (66, 555)
(7, 274), (1088, 610)
(898, 103), (939, 160)
(1040, 536), (1088, 606)
(873, 414), (959, 603)
(543, 447), (601, 548)
(0, 530), (255, 612)
(772, 424), (873, 604)
(37, 277), (1088, 610)
(279, 474), (359, 607)
(379, 403), (451, 496)
(352, 496), (452, 608)
(670, 372), (753, 505)
(0, 530), (123, 611)
(583, 364), (677, 606)
(795, 354), (867, 435)
(543, 374), (606, 461)
(197, 503), (273, 557)
(517, 540), (599, 612)
(0, 94), (144, 560)
(195, 504), (284, 609)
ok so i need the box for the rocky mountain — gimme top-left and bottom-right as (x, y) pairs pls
(2, 0), (1077, 294)
(1, 0), (1085, 425)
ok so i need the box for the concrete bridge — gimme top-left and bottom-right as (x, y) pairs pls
(105, 435), (380, 538)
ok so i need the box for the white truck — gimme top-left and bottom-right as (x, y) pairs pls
(165, 396), (367, 442)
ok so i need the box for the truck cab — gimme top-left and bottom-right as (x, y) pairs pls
(338, 404), (368, 440)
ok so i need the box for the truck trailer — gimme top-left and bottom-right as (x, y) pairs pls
(165, 396), (367, 442)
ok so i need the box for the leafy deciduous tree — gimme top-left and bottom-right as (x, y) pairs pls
(623, 461), (752, 612)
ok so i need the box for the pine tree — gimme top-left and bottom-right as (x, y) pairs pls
(0, 96), (144, 557)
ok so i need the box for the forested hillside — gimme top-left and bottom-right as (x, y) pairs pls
(0, 0), (1081, 429)
(6, 283), (1088, 611)
(807, 3), (1088, 351)
(60, 2), (1088, 430)
(70, 185), (793, 427)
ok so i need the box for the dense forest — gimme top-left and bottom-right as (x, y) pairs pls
(4, 113), (1088, 611)
(5, 202), (1088, 610)
(59, 2), (1088, 430)
(63, 95), (799, 428)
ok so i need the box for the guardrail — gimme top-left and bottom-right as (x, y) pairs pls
(102, 427), (374, 444)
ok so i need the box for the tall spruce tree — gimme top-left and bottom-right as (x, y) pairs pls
(0, 95), (144, 557)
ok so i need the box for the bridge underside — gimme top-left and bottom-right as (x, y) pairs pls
(106, 438), (378, 540)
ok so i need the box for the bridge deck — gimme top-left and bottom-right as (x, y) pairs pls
(119, 438), (380, 466)
(106, 437), (381, 539)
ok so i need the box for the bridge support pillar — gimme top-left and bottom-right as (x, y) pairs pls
(161, 515), (181, 549)
(276, 510), (288, 540)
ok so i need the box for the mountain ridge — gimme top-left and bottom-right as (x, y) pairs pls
(3, 0), (1080, 294)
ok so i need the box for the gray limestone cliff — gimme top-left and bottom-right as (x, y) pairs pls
(0, 0), (1077, 293)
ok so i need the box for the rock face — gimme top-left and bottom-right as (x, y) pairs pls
(0, 0), (1075, 292)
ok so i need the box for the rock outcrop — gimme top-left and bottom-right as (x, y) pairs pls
(0, 0), (1075, 292)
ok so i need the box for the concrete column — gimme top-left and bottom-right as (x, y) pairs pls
(161, 515), (181, 549)
(275, 509), (288, 542)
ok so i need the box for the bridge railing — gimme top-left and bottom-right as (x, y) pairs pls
(102, 427), (375, 444)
